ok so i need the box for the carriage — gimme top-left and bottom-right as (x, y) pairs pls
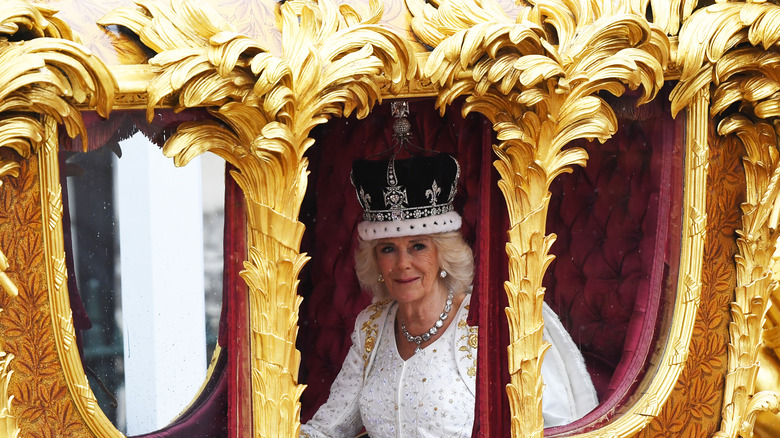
(0, 0), (779, 436)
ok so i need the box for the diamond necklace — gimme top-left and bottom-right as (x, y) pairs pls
(400, 289), (454, 353)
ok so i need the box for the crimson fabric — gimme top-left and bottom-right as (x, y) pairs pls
(222, 164), (251, 438)
(60, 109), (212, 153)
(545, 100), (682, 435)
(471, 124), (511, 436)
(130, 352), (228, 438)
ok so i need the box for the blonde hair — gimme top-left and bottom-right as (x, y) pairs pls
(354, 231), (474, 299)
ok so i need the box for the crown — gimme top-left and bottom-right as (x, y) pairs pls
(351, 153), (462, 240)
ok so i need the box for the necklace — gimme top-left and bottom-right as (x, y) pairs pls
(401, 290), (454, 353)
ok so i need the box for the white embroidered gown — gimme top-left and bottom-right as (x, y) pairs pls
(300, 294), (598, 438)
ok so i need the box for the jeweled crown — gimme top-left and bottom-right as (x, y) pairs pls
(351, 153), (462, 240)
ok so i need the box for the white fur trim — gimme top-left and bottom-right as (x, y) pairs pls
(357, 211), (462, 240)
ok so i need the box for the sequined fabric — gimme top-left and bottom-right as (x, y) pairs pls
(357, 298), (474, 437)
(300, 296), (476, 438)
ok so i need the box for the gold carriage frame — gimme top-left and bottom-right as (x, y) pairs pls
(1, 0), (780, 437)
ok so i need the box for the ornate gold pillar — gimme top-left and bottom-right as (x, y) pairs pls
(407, 0), (668, 435)
(101, 1), (417, 436)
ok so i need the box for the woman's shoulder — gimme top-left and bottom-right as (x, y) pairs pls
(346, 299), (394, 378)
(355, 298), (394, 325)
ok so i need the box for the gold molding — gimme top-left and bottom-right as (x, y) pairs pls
(40, 115), (122, 438)
(0, 0), (119, 300)
(4, 0), (778, 436)
(0, 342), (19, 438)
(0, 0), (117, 302)
(715, 114), (780, 438)
(99, 0), (417, 436)
(96, 57), (440, 111)
(0, 1), (117, 436)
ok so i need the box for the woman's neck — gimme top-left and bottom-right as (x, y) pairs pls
(395, 284), (450, 333)
(394, 287), (466, 359)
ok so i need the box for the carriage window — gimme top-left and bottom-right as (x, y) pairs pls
(64, 118), (225, 434)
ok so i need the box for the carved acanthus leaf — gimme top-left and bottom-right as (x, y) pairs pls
(0, 2), (115, 155)
(672, 3), (780, 118)
(711, 115), (780, 438)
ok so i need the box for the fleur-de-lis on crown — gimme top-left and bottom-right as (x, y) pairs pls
(426, 180), (441, 205)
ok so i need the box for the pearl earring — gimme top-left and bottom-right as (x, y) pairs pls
(440, 270), (447, 278)
(378, 274), (385, 283)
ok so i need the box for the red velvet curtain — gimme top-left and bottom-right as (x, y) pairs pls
(544, 92), (682, 435)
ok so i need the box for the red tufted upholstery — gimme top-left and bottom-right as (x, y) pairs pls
(545, 104), (682, 434)
(545, 124), (657, 396)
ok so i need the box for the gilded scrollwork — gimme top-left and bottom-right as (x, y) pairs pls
(1, 0), (778, 436)
(673, 3), (780, 437)
(0, 3), (116, 300)
(1, 1), (116, 300)
(407, 0), (668, 435)
(712, 114), (780, 438)
(0, 1), (118, 437)
(99, 0), (417, 436)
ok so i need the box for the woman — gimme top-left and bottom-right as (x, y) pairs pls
(300, 154), (597, 437)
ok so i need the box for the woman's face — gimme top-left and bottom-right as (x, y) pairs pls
(375, 235), (441, 304)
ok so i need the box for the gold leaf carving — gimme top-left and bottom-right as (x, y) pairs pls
(59, 314), (74, 353)
(51, 255), (66, 293)
(0, 5), (116, 435)
(46, 188), (62, 230)
(75, 384), (97, 417)
(713, 116), (780, 438)
(673, 4), (780, 435)
(672, 3), (780, 118)
(637, 394), (659, 417)
(0, 348), (19, 438)
(100, 0), (417, 436)
(0, 2), (115, 304)
(0, 3), (115, 153)
(670, 341), (689, 365)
